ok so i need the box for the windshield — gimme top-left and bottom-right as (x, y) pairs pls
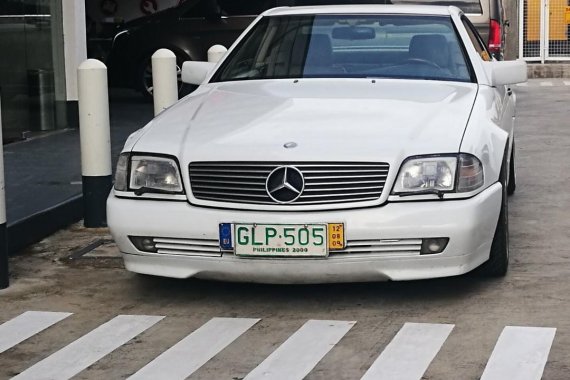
(212, 14), (473, 83)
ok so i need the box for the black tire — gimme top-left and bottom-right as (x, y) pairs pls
(136, 54), (189, 101)
(507, 142), (516, 195)
(476, 164), (509, 277)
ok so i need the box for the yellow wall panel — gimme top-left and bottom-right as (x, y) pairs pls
(526, 0), (541, 41)
(548, 0), (568, 40)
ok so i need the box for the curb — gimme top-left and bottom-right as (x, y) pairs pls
(527, 63), (570, 78)
(7, 194), (83, 255)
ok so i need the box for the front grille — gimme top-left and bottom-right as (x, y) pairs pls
(153, 237), (221, 257)
(151, 237), (420, 257)
(189, 162), (389, 205)
(331, 238), (422, 257)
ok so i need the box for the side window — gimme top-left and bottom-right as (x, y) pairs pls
(461, 16), (491, 61)
(181, 0), (277, 18)
(181, 0), (218, 18)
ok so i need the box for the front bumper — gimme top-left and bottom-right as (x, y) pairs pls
(107, 183), (502, 283)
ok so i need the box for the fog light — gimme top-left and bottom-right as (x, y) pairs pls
(129, 236), (158, 253)
(420, 238), (449, 255)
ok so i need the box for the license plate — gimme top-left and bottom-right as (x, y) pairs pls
(230, 224), (338, 257)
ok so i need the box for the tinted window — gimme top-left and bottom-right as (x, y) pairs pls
(0, 0), (50, 15)
(181, 0), (276, 17)
(213, 14), (472, 83)
(181, 0), (218, 18)
(219, 0), (277, 15)
(293, 0), (482, 15)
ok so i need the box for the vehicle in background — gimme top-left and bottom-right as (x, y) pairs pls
(103, 0), (506, 98)
(105, 0), (277, 98)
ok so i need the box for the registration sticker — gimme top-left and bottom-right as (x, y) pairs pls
(328, 223), (344, 250)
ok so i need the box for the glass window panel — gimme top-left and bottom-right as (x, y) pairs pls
(213, 14), (473, 83)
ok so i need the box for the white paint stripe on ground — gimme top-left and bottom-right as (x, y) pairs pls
(480, 326), (556, 380)
(563, 81), (570, 86)
(129, 317), (259, 380)
(517, 82), (528, 86)
(0, 311), (72, 354)
(12, 314), (163, 380)
(244, 319), (355, 380)
(539, 81), (553, 86)
(360, 322), (454, 380)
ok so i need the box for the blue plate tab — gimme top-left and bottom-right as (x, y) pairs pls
(219, 223), (233, 250)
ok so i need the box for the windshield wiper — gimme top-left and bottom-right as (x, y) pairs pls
(134, 187), (181, 196)
(396, 189), (446, 199)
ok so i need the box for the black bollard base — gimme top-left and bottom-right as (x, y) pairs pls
(82, 175), (113, 228)
(0, 223), (8, 289)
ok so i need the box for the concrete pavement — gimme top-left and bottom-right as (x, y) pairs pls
(0, 80), (569, 379)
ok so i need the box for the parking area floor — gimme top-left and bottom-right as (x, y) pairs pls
(0, 80), (569, 379)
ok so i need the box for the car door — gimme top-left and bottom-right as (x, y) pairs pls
(462, 16), (515, 138)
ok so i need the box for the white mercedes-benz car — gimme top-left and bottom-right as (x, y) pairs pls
(107, 5), (527, 283)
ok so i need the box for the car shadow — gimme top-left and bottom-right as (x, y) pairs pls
(131, 273), (498, 316)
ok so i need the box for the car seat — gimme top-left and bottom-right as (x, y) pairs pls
(408, 34), (451, 69)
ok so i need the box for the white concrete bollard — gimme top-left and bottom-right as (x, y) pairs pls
(208, 45), (227, 63)
(77, 59), (112, 228)
(152, 49), (178, 116)
(0, 97), (8, 289)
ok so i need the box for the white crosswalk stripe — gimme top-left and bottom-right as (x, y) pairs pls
(480, 326), (556, 380)
(361, 323), (454, 380)
(129, 317), (259, 380)
(0, 311), (72, 354)
(0, 311), (560, 379)
(244, 319), (355, 380)
(12, 314), (163, 380)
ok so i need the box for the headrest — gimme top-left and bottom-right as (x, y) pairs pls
(408, 34), (450, 68)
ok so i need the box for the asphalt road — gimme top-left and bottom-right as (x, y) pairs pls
(0, 79), (569, 380)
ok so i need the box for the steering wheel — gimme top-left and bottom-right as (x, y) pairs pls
(404, 58), (441, 69)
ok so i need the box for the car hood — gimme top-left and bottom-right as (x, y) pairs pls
(132, 79), (478, 164)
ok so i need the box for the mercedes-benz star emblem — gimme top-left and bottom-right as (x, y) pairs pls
(265, 166), (305, 204)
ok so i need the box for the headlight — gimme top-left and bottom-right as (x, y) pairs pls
(392, 154), (483, 196)
(130, 156), (183, 194)
(113, 153), (184, 195)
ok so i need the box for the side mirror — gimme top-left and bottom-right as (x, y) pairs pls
(483, 60), (527, 86)
(181, 61), (216, 85)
